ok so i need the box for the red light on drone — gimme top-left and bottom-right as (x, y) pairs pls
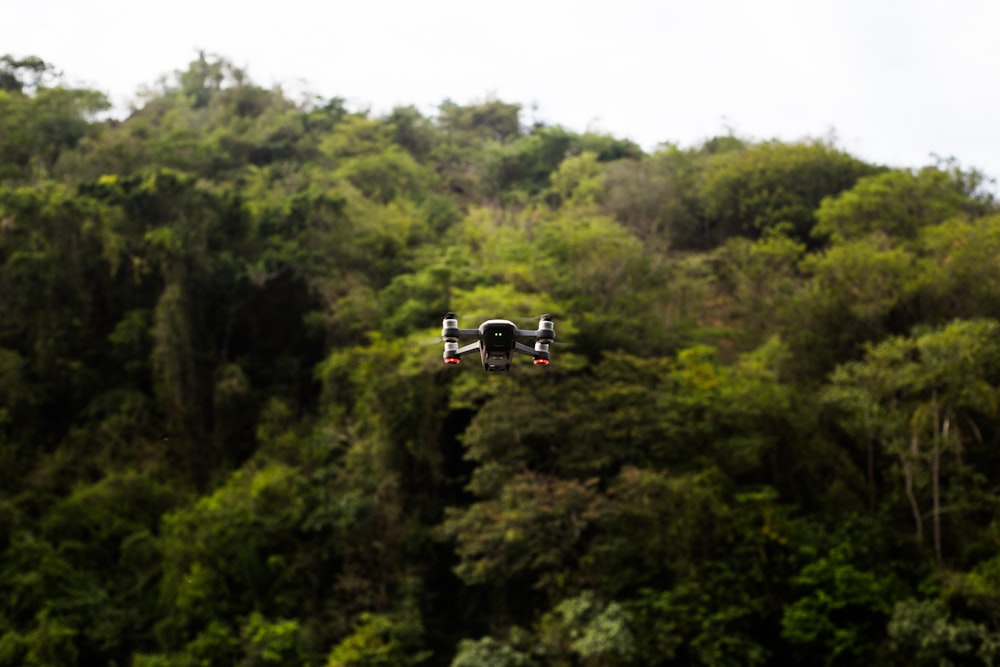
(533, 358), (549, 366)
(444, 357), (461, 365)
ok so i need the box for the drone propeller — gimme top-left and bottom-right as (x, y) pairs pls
(437, 313), (566, 336)
(442, 312), (561, 324)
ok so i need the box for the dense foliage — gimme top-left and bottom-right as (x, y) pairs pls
(2, 52), (1000, 666)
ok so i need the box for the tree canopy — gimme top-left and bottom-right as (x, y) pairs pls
(2, 52), (1000, 666)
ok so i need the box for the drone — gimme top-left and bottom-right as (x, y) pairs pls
(441, 312), (555, 372)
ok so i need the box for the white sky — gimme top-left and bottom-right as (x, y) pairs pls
(5, 0), (1000, 179)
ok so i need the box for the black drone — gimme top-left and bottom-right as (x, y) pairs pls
(441, 312), (555, 372)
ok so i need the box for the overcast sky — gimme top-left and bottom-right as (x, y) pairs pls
(6, 0), (999, 179)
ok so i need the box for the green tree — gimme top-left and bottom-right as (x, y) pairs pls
(438, 99), (522, 144)
(916, 214), (1000, 321)
(601, 144), (704, 249)
(699, 139), (876, 244)
(823, 320), (1000, 564)
(0, 75), (108, 182)
(0, 55), (57, 93)
(813, 167), (980, 243)
(781, 544), (896, 665)
(888, 598), (1000, 666)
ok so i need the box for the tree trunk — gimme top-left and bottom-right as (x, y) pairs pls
(932, 415), (950, 567)
(867, 435), (876, 513)
(903, 433), (923, 546)
(930, 391), (943, 567)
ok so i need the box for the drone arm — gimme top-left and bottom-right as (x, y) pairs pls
(517, 316), (555, 342)
(513, 342), (538, 356)
(515, 342), (551, 366)
(454, 342), (480, 356)
(442, 313), (481, 341)
(442, 325), (480, 340)
(443, 341), (481, 365)
(516, 316), (555, 366)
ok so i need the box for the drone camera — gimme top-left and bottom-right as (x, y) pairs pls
(480, 321), (515, 350)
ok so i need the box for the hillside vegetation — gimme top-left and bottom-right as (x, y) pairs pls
(2, 53), (1000, 666)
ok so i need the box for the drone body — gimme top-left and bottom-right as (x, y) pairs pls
(441, 312), (555, 372)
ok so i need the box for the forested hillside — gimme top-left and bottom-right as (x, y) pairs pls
(3, 52), (1000, 666)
